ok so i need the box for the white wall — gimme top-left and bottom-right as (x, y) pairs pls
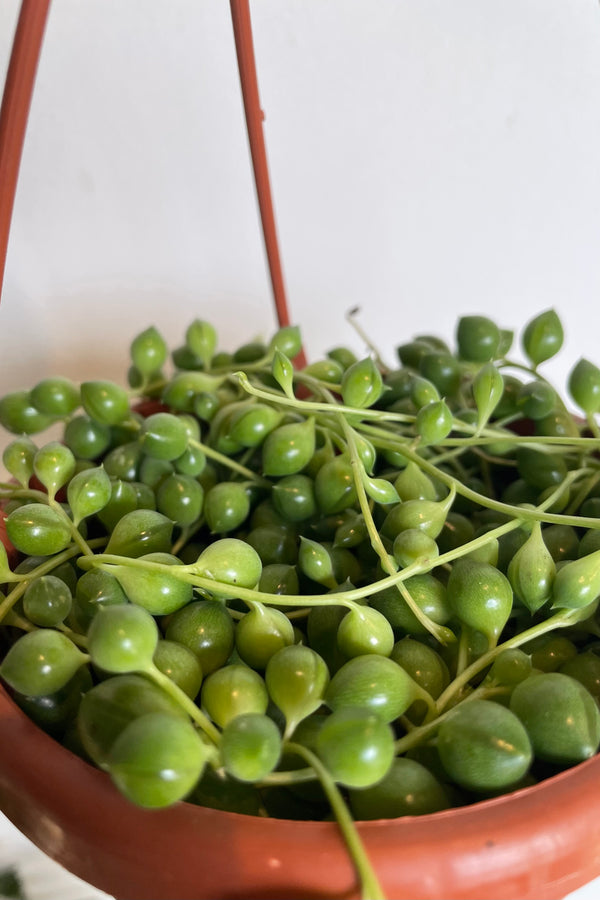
(1, 0), (600, 408)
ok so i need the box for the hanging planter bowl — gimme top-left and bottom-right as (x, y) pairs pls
(2, 4), (600, 900)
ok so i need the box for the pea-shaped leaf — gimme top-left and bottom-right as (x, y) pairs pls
(510, 672), (600, 765)
(298, 537), (336, 587)
(191, 538), (263, 596)
(201, 664), (268, 728)
(105, 509), (173, 558)
(390, 637), (449, 702)
(6, 503), (72, 556)
(266, 645), (330, 738)
(415, 399), (453, 446)
(81, 380), (130, 426)
(156, 473), (204, 528)
(108, 711), (209, 808)
(271, 349), (295, 399)
(551, 548), (600, 610)
(0, 390), (53, 435)
(2, 436), (37, 488)
(87, 603), (159, 674)
(166, 600), (235, 675)
(262, 417), (316, 476)
(23, 574), (72, 627)
(67, 465), (112, 526)
(517, 380), (557, 421)
(348, 756), (451, 819)
(33, 442), (76, 500)
(393, 461), (438, 502)
(371, 575), (451, 636)
(410, 376), (440, 409)
(521, 309), (564, 367)
(269, 325), (302, 360)
(326, 654), (418, 722)
(162, 371), (223, 413)
(484, 648), (533, 687)
(185, 319), (217, 366)
(381, 485), (456, 541)
(272, 474), (317, 522)
(438, 699), (532, 791)
(203, 482), (249, 534)
(315, 707), (395, 788)
(472, 363), (504, 432)
(153, 639), (203, 699)
(354, 433), (377, 474)
(341, 357), (384, 409)
(314, 455), (358, 514)
(507, 521), (556, 613)
(336, 606), (395, 658)
(30, 376), (80, 417)
(447, 558), (513, 647)
(456, 316), (501, 363)
(104, 555), (193, 615)
(78, 673), (187, 766)
(141, 412), (189, 461)
(392, 529), (439, 568)
(235, 604), (294, 670)
(568, 358), (600, 416)
(221, 713), (282, 783)
(0, 630), (87, 696)
(97, 480), (139, 532)
(362, 471), (400, 506)
(229, 404), (283, 448)
(130, 325), (168, 376)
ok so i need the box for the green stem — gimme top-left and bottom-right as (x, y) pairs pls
(394, 683), (507, 754)
(78, 472), (577, 626)
(0, 538), (107, 624)
(433, 607), (587, 715)
(48, 497), (95, 557)
(188, 436), (270, 486)
(142, 663), (222, 746)
(286, 742), (386, 900)
(360, 431), (599, 529)
(259, 767), (317, 786)
(586, 413), (600, 440)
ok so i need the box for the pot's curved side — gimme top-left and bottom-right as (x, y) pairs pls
(2, 683), (600, 900)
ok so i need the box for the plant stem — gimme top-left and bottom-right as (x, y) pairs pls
(142, 663), (222, 746)
(286, 742), (387, 900)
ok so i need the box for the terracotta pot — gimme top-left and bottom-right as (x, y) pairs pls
(1, 680), (600, 900)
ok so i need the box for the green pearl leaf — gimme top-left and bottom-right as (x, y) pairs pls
(447, 558), (513, 646)
(33, 441), (76, 500)
(0, 630), (87, 696)
(67, 465), (112, 526)
(268, 325), (302, 360)
(551, 548), (600, 610)
(130, 326), (168, 376)
(2, 436), (37, 488)
(185, 319), (217, 366)
(472, 363), (504, 432)
(271, 349), (295, 399)
(105, 509), (174, 558)
(6, 503), (72, 556)
(568, 358), (600, 416)
(361, 471), (400, 506)
(522, 309), (564, 367)
(507, 521), (556, 613)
